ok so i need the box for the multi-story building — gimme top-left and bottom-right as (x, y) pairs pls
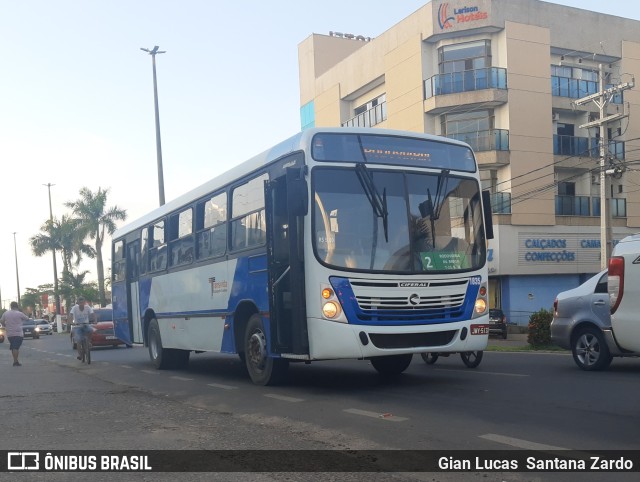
(298, 0), (640, 323)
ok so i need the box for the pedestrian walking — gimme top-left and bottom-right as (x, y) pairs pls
(1, 301), (28, 366)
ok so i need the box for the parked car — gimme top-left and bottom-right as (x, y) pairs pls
(22, 319), (40, 339)
(551, 269), (640, 370)
(0, 323), (5, 343)
(70, 308), (126, 349)
(609, 234), (640, 352)
(489, 308), (508, 339)
(35, 319), (53, 335)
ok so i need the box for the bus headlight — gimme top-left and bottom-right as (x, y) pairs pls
(471, 280), (488, 318)
(322, 301), (340, 319)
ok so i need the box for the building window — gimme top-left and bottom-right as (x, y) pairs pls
(558, 181), (575, 196)
(343, 94), (387, 127)
(438, 40), (491, 74)
(300, 101), (315, 130)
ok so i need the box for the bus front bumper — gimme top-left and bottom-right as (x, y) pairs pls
(306, 316), (489, 360)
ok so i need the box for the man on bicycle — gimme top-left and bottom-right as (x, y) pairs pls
(69, 296), (96, 361)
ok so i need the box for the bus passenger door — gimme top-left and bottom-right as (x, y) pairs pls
(265, 169), (309, 357)
(126, 240), (143, 344)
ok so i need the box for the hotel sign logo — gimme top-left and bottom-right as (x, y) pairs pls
(438, 3), (488, 30)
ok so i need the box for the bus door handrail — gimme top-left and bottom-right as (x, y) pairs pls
(273, 266), (291, 288)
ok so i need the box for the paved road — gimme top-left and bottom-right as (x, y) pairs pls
(2, 334), (640, 481)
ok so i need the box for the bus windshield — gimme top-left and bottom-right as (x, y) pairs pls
(313, 167), (486, 273)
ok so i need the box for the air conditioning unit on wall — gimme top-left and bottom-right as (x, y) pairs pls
(552, 113), (560, 121)
(592, 173), (600, 185)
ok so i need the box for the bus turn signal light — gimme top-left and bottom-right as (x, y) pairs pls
(321, 288), (333, 299)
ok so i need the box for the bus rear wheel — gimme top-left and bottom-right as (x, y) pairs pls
(244, 314), (288, 385)
(148, 319), (171, 369)
(371, 354), (413, 377)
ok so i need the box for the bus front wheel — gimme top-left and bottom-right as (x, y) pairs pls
(244, 314), (288, 385)
(371, 354), (413, 377)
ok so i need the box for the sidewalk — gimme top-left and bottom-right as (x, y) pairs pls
(487, 332), (529, 348)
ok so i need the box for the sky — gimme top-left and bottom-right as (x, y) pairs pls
(0, 0), (639, 308)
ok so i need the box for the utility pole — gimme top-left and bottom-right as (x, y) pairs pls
(573, 64), (634, 270)
(44, 183), (61, 319)
(141, 45), (167, 206)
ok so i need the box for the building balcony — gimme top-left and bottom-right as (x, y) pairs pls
(551, 76), (623, 104)
(342, 102), (387, 128)
(425, 67), (507, 98)
(447, 129), (509, 153)
(555, 195), (626, 217)
(554, 135), (625, 160)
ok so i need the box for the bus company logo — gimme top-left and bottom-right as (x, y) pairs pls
(8, 452), (39, 470)
(399, 282), (429, 288)
(208, 277), (228, 295)
(408, 294), (421, 305)
(437, 3), (488, 30)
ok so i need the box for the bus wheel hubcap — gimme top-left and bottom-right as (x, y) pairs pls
(248, 331), (267, 370)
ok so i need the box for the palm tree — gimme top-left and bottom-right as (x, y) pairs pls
(30, 216), (94, 280)
(65, 187), (127, 306)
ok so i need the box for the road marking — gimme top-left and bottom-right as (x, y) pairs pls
(120, 365), (133, 369)
(480, 434), (567, 450)
(264, 394), (304, 403)
(170, 376), (193, 381)
(434, 368), (528, 377)
(343, 408), (408, 422)
(141, 370), (160, 375)
(207, 383), (238, 390)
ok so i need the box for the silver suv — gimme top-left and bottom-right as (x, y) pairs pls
(551, 270), (640, 370)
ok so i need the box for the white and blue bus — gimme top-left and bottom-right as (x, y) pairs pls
(111, 127), (493, 385)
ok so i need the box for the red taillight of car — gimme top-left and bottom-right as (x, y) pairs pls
(608, 256), (625, 314)
(553, 298), (558, 316)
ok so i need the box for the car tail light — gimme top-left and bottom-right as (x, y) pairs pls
(609, 256), (624, 314)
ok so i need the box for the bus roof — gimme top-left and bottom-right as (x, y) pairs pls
(112, 127), (473, 240)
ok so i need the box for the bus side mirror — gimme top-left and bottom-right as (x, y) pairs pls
(288, 178), (308, 217)
(482, 190), (494, 240)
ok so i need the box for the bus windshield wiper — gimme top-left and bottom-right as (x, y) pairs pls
(432, 169), (450, 221)
(419, 169), (450, 249)
(355, 163), (389, 242)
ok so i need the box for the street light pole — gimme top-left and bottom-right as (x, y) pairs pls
(44, 183), (61, 318)
(141, 45), (167, 206)
(13, 232), (21, 306)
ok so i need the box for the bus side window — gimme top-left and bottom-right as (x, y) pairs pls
(231, 174), (268, 251)
(149, 220), (167, 271)
(169, 208), (194, 267)
(196, 192), (227, 260)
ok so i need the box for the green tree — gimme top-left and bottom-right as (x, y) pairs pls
(65, 187), (127, 306)
(30, 215), (95, 280)
(60, 271), (99, 313)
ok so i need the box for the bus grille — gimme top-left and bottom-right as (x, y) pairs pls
(369, 330), (457, 349)
(349, 278), (468, 323)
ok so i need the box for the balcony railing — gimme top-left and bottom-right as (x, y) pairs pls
(447, 129), (509, 152)
(342, 102), (387, 127)
(551, 76), (623, 104)
(424, 67), (507, 98)
(490, 191), (511, 214)
(556, 195), (626, 217)
(553, 135), (625, 160)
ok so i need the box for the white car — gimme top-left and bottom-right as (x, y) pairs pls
(609, 234), (640, 352)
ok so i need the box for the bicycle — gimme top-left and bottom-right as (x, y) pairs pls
(76, 324), (93, 364)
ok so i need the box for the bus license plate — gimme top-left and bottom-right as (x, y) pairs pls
(470, 324), (489, 335)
